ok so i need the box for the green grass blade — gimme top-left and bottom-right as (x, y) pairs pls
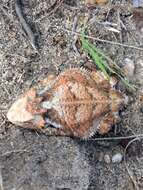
(80, 33), (136, 91)
(81, 36), (109, 79)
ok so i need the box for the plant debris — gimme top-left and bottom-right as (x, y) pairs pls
(15, 0), (37, 50)
(80, 33), (136, 91)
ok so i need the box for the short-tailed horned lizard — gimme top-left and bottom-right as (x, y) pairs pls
(7, 68), (124, 139)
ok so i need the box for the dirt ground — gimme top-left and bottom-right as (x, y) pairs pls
(0, 0), (143, 189)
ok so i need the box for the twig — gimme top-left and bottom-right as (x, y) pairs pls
(0, 120), (5, 128)
(15, 0), (37, 51)
(71, 16), (80, 56)
(2, 149), (29, 157)
(39, 132), (143, 142)
(64, 29), (143, 51)
(85, 134), (143, 141)
(87, 19), (120, 33)
(124, 137), (142, 190)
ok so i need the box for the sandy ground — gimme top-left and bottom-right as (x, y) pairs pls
(0, 0), (143, 189)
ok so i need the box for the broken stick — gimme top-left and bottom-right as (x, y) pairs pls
(15, 0), (37, 50)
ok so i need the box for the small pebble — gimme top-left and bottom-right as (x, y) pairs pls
(98, 152), (104, 162)
(135, 58), (143, 83)
(104, 154), (111, 164)
(123, 58), (135, 79)
(112, 153), (123, 163)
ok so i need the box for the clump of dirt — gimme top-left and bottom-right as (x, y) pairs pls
(0, 0), (143, 190)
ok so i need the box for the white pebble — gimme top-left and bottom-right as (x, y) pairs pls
(123, 58), (135, 78)
(104, 154), (111, 164)
(112, 153), (123, 163)
(135, 58), (143, 83)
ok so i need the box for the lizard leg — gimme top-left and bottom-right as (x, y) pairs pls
(109, 90), (124, 112)
(98, 113), (119, 135)
(91, 70), (118, 89)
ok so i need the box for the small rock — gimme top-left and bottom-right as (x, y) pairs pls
(112, 153), (123, 163)
(123, 58), (135, 79)
(135, 58), (143, 84)
(104, 154), (111, 164)
(98, 152), (104, 162)
(133, 0), (143, 8)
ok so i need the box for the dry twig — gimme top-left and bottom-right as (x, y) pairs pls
(15, 0), (37, 51)
(64, 29), (143, 51)
(85, 134), (143, 141)
(2, 149), (29, 157)
(124, 137), (142, 190)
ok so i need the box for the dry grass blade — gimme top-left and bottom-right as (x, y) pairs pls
(124, 137), (142, 190)
(68, 29), (143, 51)
(2, 149), (29, 157)
(84, 134), (143, 141)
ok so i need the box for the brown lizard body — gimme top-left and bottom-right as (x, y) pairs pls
(7, 68), (124, 139)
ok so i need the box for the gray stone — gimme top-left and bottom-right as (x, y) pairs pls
(112, 153), (123, 163)
(104, 154), (111, 164)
